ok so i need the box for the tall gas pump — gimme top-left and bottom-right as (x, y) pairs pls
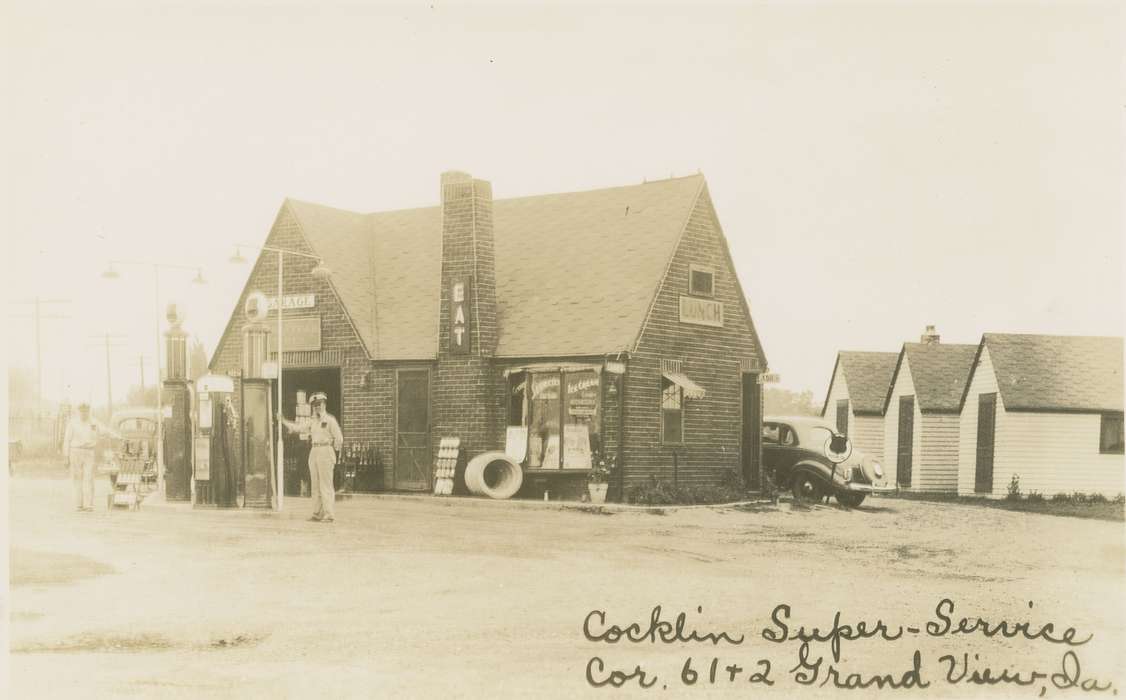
(193, 374), (238, 507)
(241, 292), (275, 509)
(162, 304), (193, 502)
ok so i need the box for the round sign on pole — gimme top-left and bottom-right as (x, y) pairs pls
(245, 291), (269, 323)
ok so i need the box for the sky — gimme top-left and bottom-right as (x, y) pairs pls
(2, 0), (1123, 409)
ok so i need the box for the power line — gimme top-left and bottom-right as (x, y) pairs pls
(9, 297), (72, 414)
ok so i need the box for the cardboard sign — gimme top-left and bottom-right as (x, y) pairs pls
(267, 316), (322, 353)
(449, 277), (473, 355)
(505, 426), (528, 463)
(563, 423), (592, 469)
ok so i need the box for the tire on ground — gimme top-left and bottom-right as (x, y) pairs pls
(464, 452), (523, 500)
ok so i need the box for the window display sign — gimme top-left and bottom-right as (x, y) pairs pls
(449, 277), (473, 355)
(563, 423), (592, 469)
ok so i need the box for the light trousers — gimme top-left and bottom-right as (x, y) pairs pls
(309, 446), (337, 519)
(70, 448), (96, 509)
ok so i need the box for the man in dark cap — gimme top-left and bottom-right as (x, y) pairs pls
(283, 392), (343, 522)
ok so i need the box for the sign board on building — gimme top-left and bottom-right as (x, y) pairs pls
(261, 361), (278, 379)
(758, 372), (781, 385)
(679, 296), (724, 327)
(267, 294), (316, 311)
(267, 316), (322, 353)
(449, 277), (473, 355)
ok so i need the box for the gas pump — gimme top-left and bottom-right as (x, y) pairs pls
(241, 292), (275, 509)
(162, 304), (193, 502)
(194, 374), (238, 507)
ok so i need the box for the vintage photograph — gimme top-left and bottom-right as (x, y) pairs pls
(3, 1), (1123, 697)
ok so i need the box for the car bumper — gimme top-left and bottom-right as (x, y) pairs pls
(842, 481), (896, 494)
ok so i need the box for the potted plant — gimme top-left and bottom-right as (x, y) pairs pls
(588, 450), (616, 504)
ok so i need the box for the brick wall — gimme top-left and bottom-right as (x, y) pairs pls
(622, 185), (765, 489)
(432, 173), (501, 460)
(209, 203), (388, 468)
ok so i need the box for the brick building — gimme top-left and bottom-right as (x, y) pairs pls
(210, 171), (768, 499)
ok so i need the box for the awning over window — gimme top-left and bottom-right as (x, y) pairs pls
(662, 372), (706, 400)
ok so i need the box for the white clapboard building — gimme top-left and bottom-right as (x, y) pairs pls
(957, 334), (1124, 498)
(821, 351), (898, 463)
(883, 327), (977, 493)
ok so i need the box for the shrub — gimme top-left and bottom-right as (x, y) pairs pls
(1027, 491), (1044, 502)
(625, 470), (747, 506)
(1114, 493), (1125, 506)
(1070, 491), (1088, 504)
(1006, 474), (1022, 501)
(1051, 492), (1071, 503)
(1088, 493), (1108, 504)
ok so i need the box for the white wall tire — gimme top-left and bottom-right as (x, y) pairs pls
(464, 452), (523, 500)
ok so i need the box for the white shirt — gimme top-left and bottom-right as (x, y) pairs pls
(63, 416), (112, 452)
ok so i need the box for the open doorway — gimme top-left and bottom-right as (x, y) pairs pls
(273, 367), (342, 496)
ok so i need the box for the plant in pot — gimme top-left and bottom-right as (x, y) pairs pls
(588, 450), (616, 504)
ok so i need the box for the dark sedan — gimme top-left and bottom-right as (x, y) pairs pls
(763, 415), (894, 507)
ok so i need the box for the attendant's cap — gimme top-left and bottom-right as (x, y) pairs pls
(310, 392), (328, 404)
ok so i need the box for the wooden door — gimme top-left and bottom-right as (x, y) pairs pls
(836, 399), (849, 435)
(741, 374), (762, 490)
(395, 369), (431, 491)
(896, 396), (914, 487)
(975, 393), (997, 494)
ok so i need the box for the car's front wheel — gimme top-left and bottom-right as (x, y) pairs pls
(836, 491), (866, 508)
(791, 474), (823, 503)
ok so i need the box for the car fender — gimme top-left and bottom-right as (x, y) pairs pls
(789, 460), (833, 488)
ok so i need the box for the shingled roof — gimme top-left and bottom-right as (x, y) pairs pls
(284, 175), (709, 360)
(821, 351), (898, 416)
(885, 343), (978, 414)
(969, 334), (1124, 413)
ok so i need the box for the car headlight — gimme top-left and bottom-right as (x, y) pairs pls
(872, 461), (884, 480)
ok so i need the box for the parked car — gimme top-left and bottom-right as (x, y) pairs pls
(102, 408), (160, 485)
(762, 415), (894, 507)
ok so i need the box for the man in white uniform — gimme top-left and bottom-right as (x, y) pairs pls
(283, 392), (343, 522)
(63, 402), (115, 511)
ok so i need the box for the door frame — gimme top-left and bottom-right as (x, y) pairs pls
(896, 395), (915, 487)
(975, 392), (997, 494)
(393, 367), (433, 491)
(741, 372), (762, 491)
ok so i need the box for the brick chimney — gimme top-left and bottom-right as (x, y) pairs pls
(920, 325), (940, 345)
(432, 171), (500, 460)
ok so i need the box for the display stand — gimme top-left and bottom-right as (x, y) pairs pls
(433, 437), (460, 496)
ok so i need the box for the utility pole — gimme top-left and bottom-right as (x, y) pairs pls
(8, 297), (71, 414)
(88, 333), (126, 418)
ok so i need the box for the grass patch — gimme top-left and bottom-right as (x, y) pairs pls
(888, 491), (1124, 522)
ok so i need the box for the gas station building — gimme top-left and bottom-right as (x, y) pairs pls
(208, 172), (768, 500)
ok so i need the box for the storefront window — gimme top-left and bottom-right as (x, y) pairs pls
(564, 369), (601, 468)
(513, 366), (602, 470)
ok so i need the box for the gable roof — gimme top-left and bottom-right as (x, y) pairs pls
(821, 351), (898, 416)
(284, 175), (711, 360)
(884, 343), (978, 414)
(968, 334), (1124, 413)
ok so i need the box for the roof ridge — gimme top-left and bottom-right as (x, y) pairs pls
(284, 174), (707, 218)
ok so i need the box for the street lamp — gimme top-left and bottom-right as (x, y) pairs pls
(230, 244), (332, 511)
(101, 259), (207, 495)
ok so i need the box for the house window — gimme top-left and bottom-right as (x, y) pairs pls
(661, 377), (684, 444)
(689, 264), (714, 297)
(1101, 413), (1124, 454)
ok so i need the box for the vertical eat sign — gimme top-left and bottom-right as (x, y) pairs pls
(450, 277), (473, 355)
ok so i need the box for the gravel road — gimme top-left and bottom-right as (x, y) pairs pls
(8, 476), (1125, 698)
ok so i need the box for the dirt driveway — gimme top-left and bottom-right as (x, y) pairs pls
(8, 476), (1125, 698)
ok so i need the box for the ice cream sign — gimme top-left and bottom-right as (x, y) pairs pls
(450, 277), (473, 355)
